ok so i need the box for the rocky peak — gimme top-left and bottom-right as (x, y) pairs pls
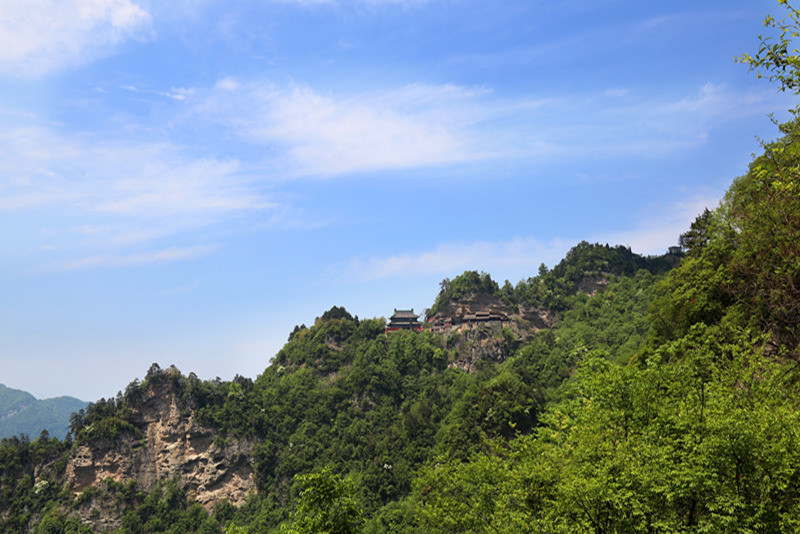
(428, 292), (513, 326)
(65, 379), (254, 529)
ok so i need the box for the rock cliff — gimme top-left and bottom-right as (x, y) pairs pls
(428, 292), (556, 371)
(65, 380), (254, 529)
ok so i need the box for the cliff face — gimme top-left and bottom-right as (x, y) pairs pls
(428, 292), (514, 327)
(65, 380), (254, 528)
(427, 292), (556, 372)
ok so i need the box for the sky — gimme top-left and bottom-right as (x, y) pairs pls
(0, 0), (795, 401)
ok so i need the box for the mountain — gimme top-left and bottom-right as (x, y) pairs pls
(0, 244), (673, 533)
(2, 117), (800, 531)
(0, 384), (87, 440)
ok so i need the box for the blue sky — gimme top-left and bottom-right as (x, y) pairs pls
(0, 0), (794, 401)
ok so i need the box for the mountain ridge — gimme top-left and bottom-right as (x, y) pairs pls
(0, 383), (88, 440)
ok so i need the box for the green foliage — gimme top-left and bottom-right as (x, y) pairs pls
(281, 467), (363, 534)
(725, 122), (800, 354)
(109, 478), (220, 534)
(34, 508), (95, 534)
(417, 325), (800, 532)
(509, 270), (662, 405)
(0, 433), (75, 533)
(0, 384), (87, 440)
(428, 271), (499, 317)
(737, 0), (800, 102)
(362, 499), (423, 533)
(679, 207), (714, 256)
(649, 230), (735, 344)
(415, 444), (530, 533)
(69, 396), (137, 444)
(505, 242), (674, 312)
(651, 119), (800, 355)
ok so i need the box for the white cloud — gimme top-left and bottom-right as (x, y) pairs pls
(180, 72), (788, 185)
(123, 85), (194, 101)
(0, 122), (275, 267)
(56, 244), (219, 270)
(198, 80), (486, 176)
(0, 125), (271, 217)
(338, 237), (573, 283)
(213, 80), (779, 180)
(0, 0), (152, 77)
(336, 193), (725, 284)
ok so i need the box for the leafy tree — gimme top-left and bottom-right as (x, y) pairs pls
(428, 271), (499, 317)
(737, 0), (800, 100)
(281, 467), (363, 534)
(679, 207), (714, 255)
(725, 123), (800, 355)
(416, 325), (800, 532)
(415, 445), (530, 533)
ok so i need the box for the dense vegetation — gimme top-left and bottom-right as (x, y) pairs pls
(0, 241), (668, 533)
(428, 270), (500, 317)
(499, 241), (676, 312)
(0, 385), (87, 440)
(3, 3), (800, 531)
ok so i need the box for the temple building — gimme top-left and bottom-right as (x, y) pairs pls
(385, 308), (424, 333)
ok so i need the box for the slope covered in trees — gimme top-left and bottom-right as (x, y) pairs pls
(3, 145), (799, 530)
(4, 126), (800, 532)
(0, 384), (87, 440)
(4, 3), (800, 531)
(0, 243), (669, 533)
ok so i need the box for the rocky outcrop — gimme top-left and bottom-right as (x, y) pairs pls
(576, 272), (614, 296)
(65, 380), (254, 529)
(427, 292), (557, 372)
(445, 322), (513, 373)
(428, 292), (514, 327)
(516, 304), (557, 332)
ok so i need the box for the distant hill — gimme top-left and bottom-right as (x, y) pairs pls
(0, 384), (87, 440)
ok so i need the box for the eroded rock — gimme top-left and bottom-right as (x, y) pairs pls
(65, 379), (255, 530)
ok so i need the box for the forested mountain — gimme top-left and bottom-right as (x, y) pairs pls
(0, 385), (87, 440)
(2, 156), (799, 531)
(0, 243), (673, 533)
(4, 6), (800, 533)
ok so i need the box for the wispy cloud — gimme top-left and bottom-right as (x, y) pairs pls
(0, 0), (153, 77)
(123, 85), (195, 101)
(0, 121), (276, 267)
(0, 125), (271, 217)
(336, 237), (573, 283)
(490, 83), (783, 162)
(335, 193), (723, 284)
(197, 79), (488, 176)
(192, 77), (782, 180)
(55, 244), (219, 271)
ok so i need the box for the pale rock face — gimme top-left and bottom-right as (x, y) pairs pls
(427, 292), (557, 373)
(576, 272), (612, 297)
(65, 380), (255, 516)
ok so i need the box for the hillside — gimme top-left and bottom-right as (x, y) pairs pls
(0, 384), (87, 440)
(0, 244), (672, 533)
(4, 124), (800, 529)
(3, 74), (800, 534)
(4, 164), (800, 531)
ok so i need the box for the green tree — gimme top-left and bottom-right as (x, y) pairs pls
(725, 125), (800, 355)
(282, 467), (363, 534)
(415, 326), (800, 532)
(737, 0), (800, 98)
(679, 207), (714, 255)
